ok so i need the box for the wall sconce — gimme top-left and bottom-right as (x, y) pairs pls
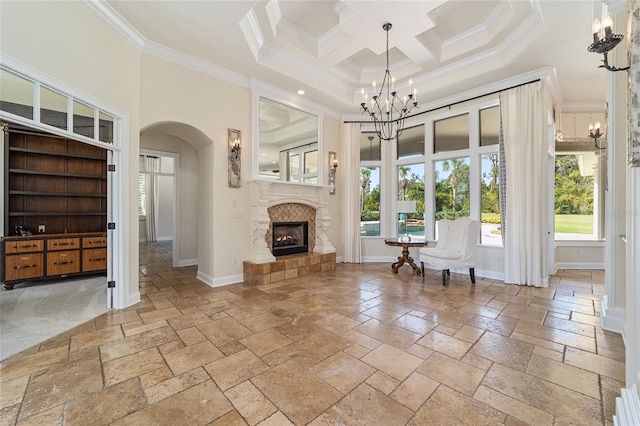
(228, 128), (241, 188)
(589, 121), (606, 149)
(328, 151), (338, 194)
(588, 13), (629, 72)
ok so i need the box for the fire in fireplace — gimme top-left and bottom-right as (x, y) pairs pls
(272, 221), (309, 256)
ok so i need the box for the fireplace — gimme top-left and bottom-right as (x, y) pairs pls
(272, 221), (308, 256)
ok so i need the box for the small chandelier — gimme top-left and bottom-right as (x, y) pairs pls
(587, 14), (629, 72)
(360, 23), (418, 141)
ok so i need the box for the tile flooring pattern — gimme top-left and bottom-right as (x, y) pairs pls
(0, 243), (624, 425)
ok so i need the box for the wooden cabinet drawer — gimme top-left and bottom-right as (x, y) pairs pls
(46, 250), (80, 276)
(82, 236), (107, 248)
(47, 238), (80, 251)
(5, 240), (44, 254)
(5, 254), (44, 281)
(83, 248), (107, 272)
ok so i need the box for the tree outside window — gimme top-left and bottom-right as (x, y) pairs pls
(360, 167), (380, 236)
(554, 154), (595, 238)
(397, 163), (424, 237)
(435, 157), (470, 220)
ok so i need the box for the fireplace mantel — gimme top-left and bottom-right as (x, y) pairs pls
(246, 180), (335, 263)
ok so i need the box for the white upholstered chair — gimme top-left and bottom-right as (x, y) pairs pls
(419, 217), (481, 286)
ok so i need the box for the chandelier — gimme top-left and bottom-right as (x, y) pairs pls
(360, 23), (418, 141)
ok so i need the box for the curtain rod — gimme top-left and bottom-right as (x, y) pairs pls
(343, 78), (541, 124)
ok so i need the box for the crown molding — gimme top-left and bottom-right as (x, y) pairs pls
(82, 0), (145, 49)
(141, 41), (250, 89)
(239, 8), (265, 61)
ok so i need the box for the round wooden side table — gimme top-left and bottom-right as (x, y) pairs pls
(384, 238), (426, 275)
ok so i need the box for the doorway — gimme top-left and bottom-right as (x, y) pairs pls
(139, 150), (178, 267)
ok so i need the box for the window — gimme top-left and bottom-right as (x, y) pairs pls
(40, 86), (68, 130)
(0, 68), (34, 119)
(397, 125), (424, 159)
(554, 154), (597, 239)
(358, 102), (501, 244)
(1, 64), (116, 146)
(432, 106), (501, 244)
(360, 132), (382, 237)
(481, 154), (501, 245)
(360, 166), (381, 237)
(434, 114), (469, 153)
(397, 163), (424, 237)
(434, 157), (470, 220)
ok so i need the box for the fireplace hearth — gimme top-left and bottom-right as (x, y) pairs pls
(272, 221), (308, 256)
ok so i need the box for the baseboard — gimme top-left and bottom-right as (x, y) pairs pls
(177, 258), (197, 267)
(421, 264), (504, 281)
(156, 237), (173, 242)
(127, 291), (141, 308)
(556, 262), (605, 270)
(362, 256), (395, 263)
(196, 270), (213, 287)
(601, 295), (625, 333)
(336, 256), (344, 263)
(196, 270), (243, 288)
(139, 238), (147, 242)
(212, 274), (243, 287)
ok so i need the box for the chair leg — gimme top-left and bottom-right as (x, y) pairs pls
(441, 270), (447, 286)
(421, 262), (425, 277)
(469, 268), (476, 284)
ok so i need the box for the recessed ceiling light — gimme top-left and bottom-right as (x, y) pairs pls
(297, 89), (305, 95)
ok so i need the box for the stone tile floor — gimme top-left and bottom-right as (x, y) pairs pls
(0, 243), (623, 425)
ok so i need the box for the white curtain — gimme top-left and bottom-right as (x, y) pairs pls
(145, 156), (159, 243)
(500, 81), (549, 287)
(343, 123), (362, 263)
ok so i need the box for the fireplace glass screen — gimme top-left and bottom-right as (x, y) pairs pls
(272, 221), (309, 256)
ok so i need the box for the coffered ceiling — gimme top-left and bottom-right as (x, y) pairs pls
(100, 0), (611, 115)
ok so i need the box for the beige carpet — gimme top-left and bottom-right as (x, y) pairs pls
(0, 275), (108, 360)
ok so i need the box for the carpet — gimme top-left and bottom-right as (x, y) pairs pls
(0, 275), (108, 361)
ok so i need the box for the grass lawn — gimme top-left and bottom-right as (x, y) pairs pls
(555, 214), (593, 234)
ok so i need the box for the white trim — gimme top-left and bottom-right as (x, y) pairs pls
(177, 258), (198, 267)
(127, 291), (141, 308)
(555, 240), (605, 247)
(196, 270), (242, 288)
(212, 274), (244, 288)
(82, 0), (145, 49)
(362, 256), (396, 263)
(601, 295), (625, 333)
(556, 262), (605, 270)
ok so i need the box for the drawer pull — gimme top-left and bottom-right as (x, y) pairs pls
(54, 260), (74, 265)
(54, 242), (73, 246)
(15, 244), (38, 249)
(14, 264), (37, 269)
(89, 258), (106, 262)
(88, 240), (106, 244)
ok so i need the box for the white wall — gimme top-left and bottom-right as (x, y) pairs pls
(157, 175), (174, 240)
(139, 53), (253, 285)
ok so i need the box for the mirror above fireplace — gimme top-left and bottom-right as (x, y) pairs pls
(256, 96), (321, 183)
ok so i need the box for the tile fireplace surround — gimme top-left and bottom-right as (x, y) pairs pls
(244, 181), (336, 285)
